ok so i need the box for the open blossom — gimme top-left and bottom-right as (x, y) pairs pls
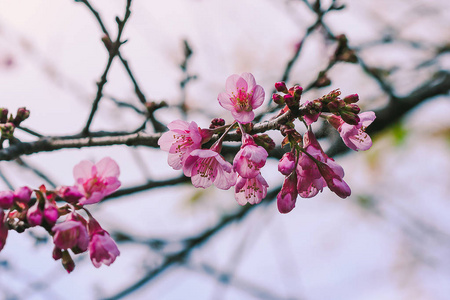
(158, 120), (204, 170)
(183, 145), (236, 190)
(235, 173), (268, 205)
(52, 212), (89, 253)
(218, 73), (265, 124)
(328, 111), (376, 151)
(297, 130), (351, 199)
(73, 157), (121, 205)
(88, 217), (120, 268)
(233, 134), (268, 179)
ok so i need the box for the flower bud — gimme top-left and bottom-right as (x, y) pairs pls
(13, 186), (32, 204)
(343, 93), (359, 104)
(27, 201), (43, 227)
(274, 81), (288, 94)
(272, 93), (284, 105)
(0, 108), (8, 124)
(0, 191), (14, 209)
(277, 173), (298, 214)
(13, 107), (30, 126)
(57, 186), (83, 204)
(284, 94), (299, 113)
(0, 122), (15, 139)
(44, 200), (59, 226)
(278, 152), (296, 176)
(61, 250), (75, 273)
(209, 118), (225, 129)
(52, 246), (62, 260)
(340, 111), (360, 125)
(292, 85), (303, 101)
(345, 103), (360, 114)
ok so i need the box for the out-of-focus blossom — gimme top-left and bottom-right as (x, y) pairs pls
(0, 191), (14, 209)
(73, 157), (121, 205)
(87, 217), (120, 268)
(13, 186), (32, 204)
(233, 134), (268, 179)
(0, 208), (8, 252)
(218, 73), (265, 124)
(158, 120), (204, 170)
(235, 173), (268, 205)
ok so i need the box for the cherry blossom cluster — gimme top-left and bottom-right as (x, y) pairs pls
(0, 107), (30, 146)
(0, 157), (121, 273)
(159, 73), (376, 213)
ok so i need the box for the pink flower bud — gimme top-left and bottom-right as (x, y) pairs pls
(61, 250), (75, 273)
(57, 186), (83, 204)
(27, 201), (43, 227)
(13, 186), (32, 204)
(292, 85), (303, 101)
(277, 173), (298, 214)
(278, 152), (296, 175)
(13, 107), (30, 126)
(340, 111), (360, 125)
(0, 191), (14, 209)
(275, 81), (288, 93)
(0, 208), (8, 251)
(272, 93), (284, 105)
(44, 200), (59, 226)
(343, 93), (359, 104)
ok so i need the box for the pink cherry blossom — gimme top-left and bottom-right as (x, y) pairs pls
(183, 146), (236, 190)
(235, 173), (268, 205)
(329, 111), (376, 151)
(317, 161), (351, 198)
(73, 157), (121, 205)
(87, 217), (120, 268)
(43, 199), (59, 226)
(158, 120), (204, 170)
(52, 213), (89, 253)
(218, 73), (265, 124)
(233, 134), (268, 179)
(277, 173), (298, 213)
(0, 208), (8, 252)
(27, 201), (43, 226)
(13, 186), (32, 204)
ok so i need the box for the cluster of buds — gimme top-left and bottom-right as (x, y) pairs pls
(0, 157), (121, 273)
(159, 73), (376, 213)
(0, 107), (30, 146)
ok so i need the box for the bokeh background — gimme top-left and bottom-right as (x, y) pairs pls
(1, 0), (450, 299)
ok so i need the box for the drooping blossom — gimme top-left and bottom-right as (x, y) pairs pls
(277, 173), (298, 214)
(87, 217), (120, 268)
(183, 144), (236, 190)
(52, 212), (89, 253)
(73, 157), (121, 205)
(328, 111), (376, 151)
(218, 73), (265, 124)
(235, 173), (268, 205)
(278, 152), (296, 176)
(0, 191), (14, 209)
(297, 130), (351, 199)
(158, 120), (205, 170)
(0, 208), (8, 252)
(233, 133), (268, 179)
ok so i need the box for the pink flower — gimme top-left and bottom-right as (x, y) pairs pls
(183, 146), (236, 190)
(88, 217), (120, 268)
(218, 73), (265, 124)
(73, 157), (121, 205)
(0, 208), (8, 252)
(329, 111), (376, 151)
(158, 120), (204, 170)
(43, 199), (59, 226)
(278, 152), (296, 176)
(317, 161), (351, 198)
(296, 151), (326, 198)
(52, 212), (89, 253)
(57, 186), (84, 204)
(233, 134), (268, 179)
(277, 173), (298, 213)
(235, 173), (268, 205)
(0, 191), (14, 209)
